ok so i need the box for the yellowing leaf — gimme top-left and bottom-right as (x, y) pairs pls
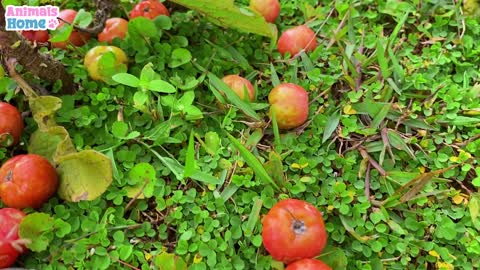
(436, 262), (454, 270)
(452, 194), (465, 205)
(291, 162), (308, 169)
(56, 150), (113, 202)
(429, 250), (440, 258)
(193, 254), (203, 264)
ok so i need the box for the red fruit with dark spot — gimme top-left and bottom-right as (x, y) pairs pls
(277, 25), (317, 58)
(268, 83), (309, 129)
(262, 199), (327, 263)
(0, 154), (59, 209)
(130, 0), (170, 20)
(0, 102), (24, 146)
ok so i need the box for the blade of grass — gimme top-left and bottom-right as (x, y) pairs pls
(322, 111), (340, 143)
(244, 198), (263, 237)
(376, 34), (390, 79)
(300, 52), (315, 72)
(270, 109), (281, 147)
(387, 130), (415, 159)
(139, 140), (221, 184)
(184, 130), (195, 178)
(226, 133), (279, 190)
(371, 104), (391, 129)
(269, 63), (281, 87)
(208, 73), (260, 121)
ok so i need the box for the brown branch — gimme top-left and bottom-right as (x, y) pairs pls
(0, 5), (74, 94)
(74, 0), (116, 35)
(359, 147), (387, 176)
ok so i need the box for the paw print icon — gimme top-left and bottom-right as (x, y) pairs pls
(47, 18), (59, 30)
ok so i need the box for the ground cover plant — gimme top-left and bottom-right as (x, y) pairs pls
(0, 0), (480, 269)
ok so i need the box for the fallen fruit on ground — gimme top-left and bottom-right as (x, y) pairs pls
(84, 45), (128, 81)
(51, 9), (91, 49)
(285, 258), (332, 270)
(130, 0), (170, 19)
(98, 17), (129, 44)
(0, 154), (59, 209)
(21, 30), (50, 43)
(249, 0), (281, 23)
(268, 83), (309, 129)
(277, 25), (317, 57)
(221, 74), (256, 102)
(0, 208), (26, 269)
(262, 199), (327, 263)
(0, 102), (24, 147)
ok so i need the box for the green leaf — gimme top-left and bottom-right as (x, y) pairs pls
(154, 251), (188, 270)
(323, 111), (340, 143)
(469, 193), (480, 230)
(169, 48), (192, 68)
(376, 33), (390, 78)
(226, 133), (279, 190)
(263, 151), (285, 188)
(112, 73), (140, 88)
(184, 131), (195, 178)
(387, 129), (415, 159)
(28, 126), (76, 164)
(98, 52), (128, 83)
(125, 163), (157, 199)
(18, 213), (55, 252)
(140, 63), (156, 84)
(56, 150), (113, 202)
(148, 80), (177, 93)
(371, 104), (391, 129)
(73, 9), (93, 28)
(153, 15), (172, 30)
(244, 198), (262, 237)
(48, 24), (73, 42)
(112, 121), (129, 138)
(133, 91), (149, 107)
(318, 246), (348, 270)
(437, 116), (480, 126)
(128, 17), (157, 38)
(169, 0), (277, 41)
(203, 131), (221, 155)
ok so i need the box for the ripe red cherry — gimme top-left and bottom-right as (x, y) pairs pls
(0, 102), (24, 146)
(277, 25), (317, 58)
(250, 0), (280, 23)
(262, 199), (328, 263)
(285, 258), (332, 270)
(130, 0), (170, 20)
(268, 83), (309, 129)
(0, 154), (59, 209)
(221, 75), (255, 102)
(0, 208), (26, 269)
(98, 18), (129, 44)
(51, 9), (91, 49)
(21, 30), (50, 43)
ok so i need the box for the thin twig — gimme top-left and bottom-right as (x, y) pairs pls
(359, 147), (387, 176)
(124, 180), (149, 213)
